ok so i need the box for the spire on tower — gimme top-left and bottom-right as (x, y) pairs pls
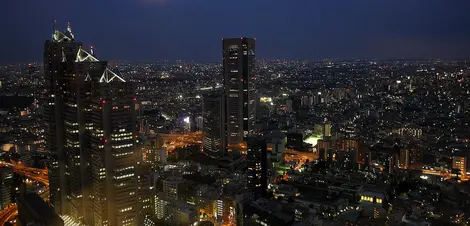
(90, 46), (94, 56)
(52, 20), (58, 40)
(52, 20), (73, 42)
(67, 21), (75, 39)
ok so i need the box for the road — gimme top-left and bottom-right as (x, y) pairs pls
(159, 132), (202, 152)
(0, 160), (49, 225)
(0, 205), (18, 225)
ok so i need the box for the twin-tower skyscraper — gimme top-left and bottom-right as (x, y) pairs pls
(44, 21), (139, 226)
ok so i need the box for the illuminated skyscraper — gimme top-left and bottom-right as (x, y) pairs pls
(222, 38), (256, 147)
(89, 79), (139, 226)
(44, 21), (139, 225)
(44, 21), (81, 215)
(202, 91), (226, 155)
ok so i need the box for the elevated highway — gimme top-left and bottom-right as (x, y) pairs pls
(0, 160), (49, 225)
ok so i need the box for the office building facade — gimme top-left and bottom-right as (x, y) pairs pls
(222, 38), (256, 146)
(43, 22), (139, 226)
(0, 168), (12, 210)
(44, 22), (81, 215)
(246, 136), (267, 199)
(202, 91), (226, 155)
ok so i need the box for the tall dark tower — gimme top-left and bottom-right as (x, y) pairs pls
(202, 91), (226, 156)
(88, 76), (139, 226)
(44, 21), (139, 225)
(222, 38), (256, 148)
(246, 136), (267, 199)
(43, 20), (80, 215)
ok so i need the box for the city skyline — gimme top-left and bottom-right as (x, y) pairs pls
(1, 2), (470, 226)
(2, 1), (470, 64)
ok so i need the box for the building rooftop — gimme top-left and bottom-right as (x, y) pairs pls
(17, 192), (63, 225)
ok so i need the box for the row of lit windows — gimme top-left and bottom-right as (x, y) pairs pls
(112, 132), (133, 137)
(114, 173), (134, 180)
(120, 207), (133, 213)
(93, 133), (104, 138)
(66, 103), (77, 108)
(113, 152), (133, 157)
(113, 143), (133, 149)
(360, 196), (382, 204)
(65, 121), (78, 126)
(115, 166), (134, 172)
(113, 136), (133, 141)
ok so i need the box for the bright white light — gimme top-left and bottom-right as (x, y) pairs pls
(304, 135), (321, 146)
(161, 114), (170, 120)
(75, 48), (99, 63)
(196, 95), (201, 99)
(420, 175), (428, 180)
(184, 117), (190, 124)
(396, 80), (401, 84)
(99, 67), (126, 83)
(260, 97), (272, 103)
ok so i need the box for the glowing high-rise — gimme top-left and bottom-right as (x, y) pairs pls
(222, 37), (256, 147)
(44, 21), (139, 226)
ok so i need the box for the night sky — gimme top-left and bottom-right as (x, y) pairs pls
(2, 0), (470, 63)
